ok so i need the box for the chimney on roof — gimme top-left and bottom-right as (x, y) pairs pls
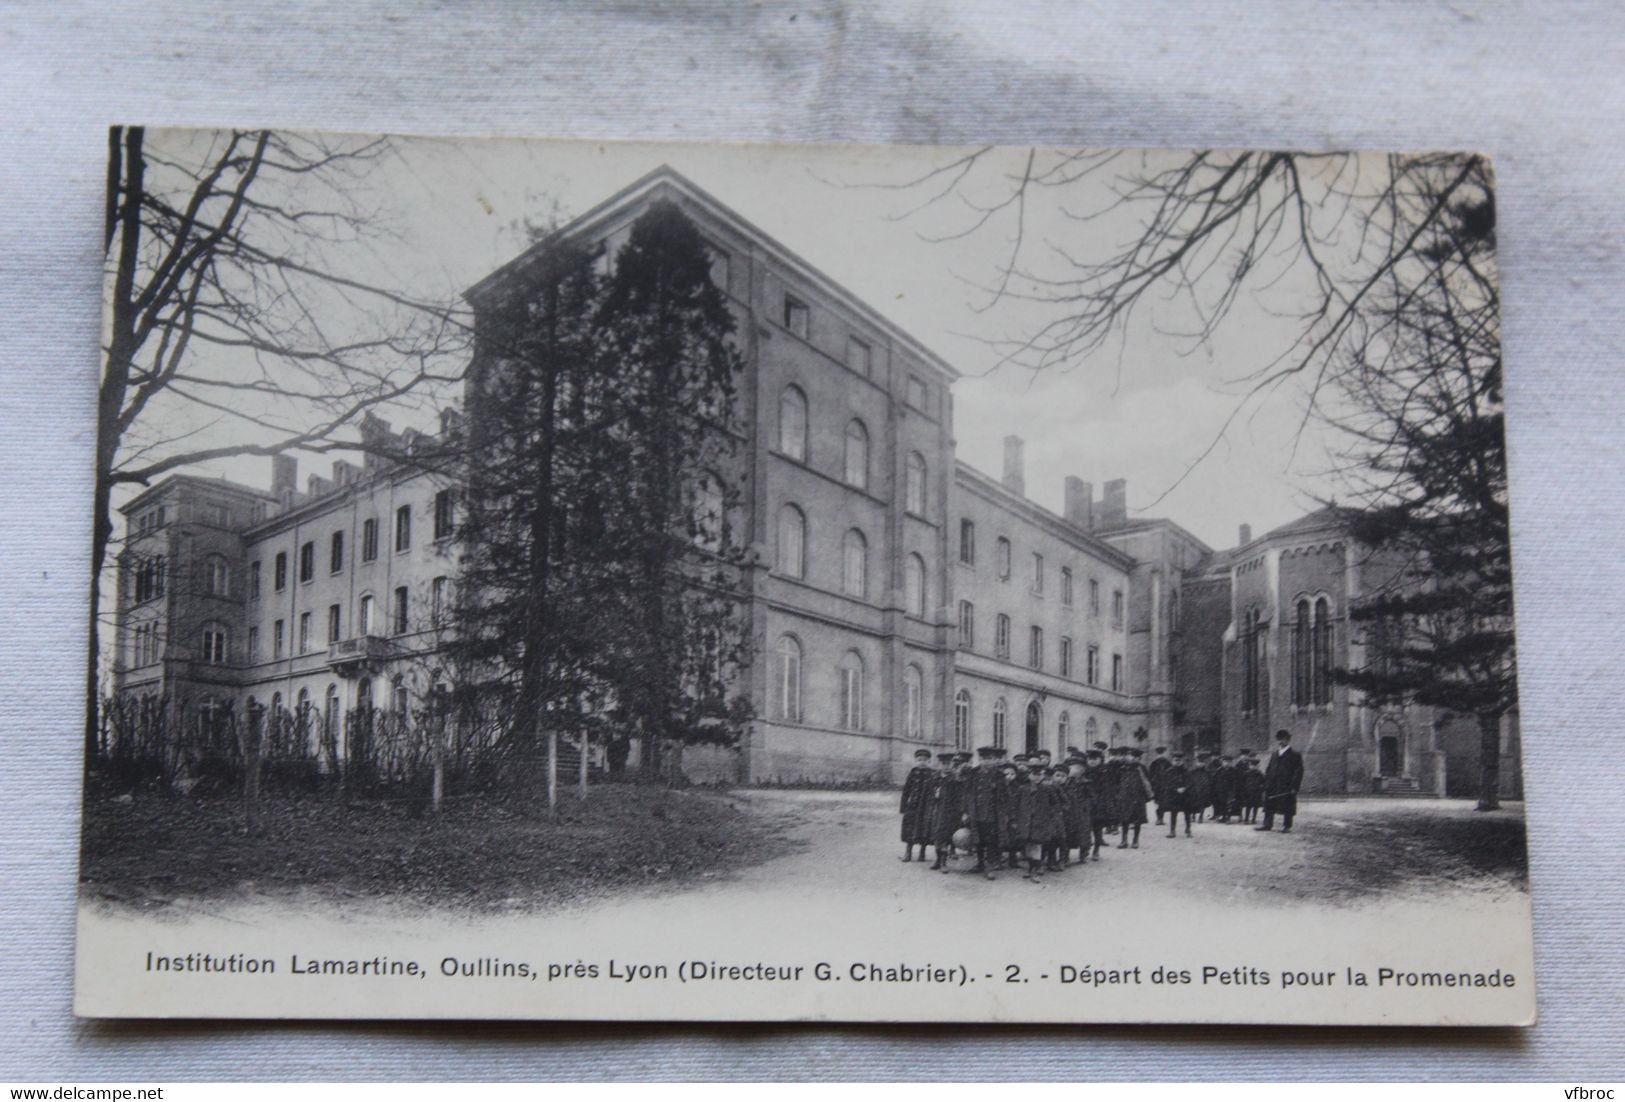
(1064, 476), (1094, 531)
(332, 459), (358, 487)
(1002, 435), (1026, 497)
(272, 454), (297, 495)
(1239, 523), (1253, 546)
(1101, 478), (1127, 527)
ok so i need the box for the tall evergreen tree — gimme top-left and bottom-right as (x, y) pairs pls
(1329, 162), (1517, 810)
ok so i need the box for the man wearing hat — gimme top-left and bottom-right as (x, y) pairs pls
(927, 752), (969, 872)
(1188, 750), (1213, 822)
(1060, 756), (1089, 866)
(899, 748), (936, 862)
(1239, 752), (1265, 823)
(1258, 729), (1305, 832)
(1148, 746), (1173, 824)
(964, 746), (1008, 878)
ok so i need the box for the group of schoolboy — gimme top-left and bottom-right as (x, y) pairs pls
(898, 741), (1275, 880)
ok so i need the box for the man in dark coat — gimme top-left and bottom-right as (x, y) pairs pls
(963, 745), (1007, 878)
(1258, 729), (1305, 832)
(1033, 766), (1069, 873)
(1148, 746), (1173, 823)
(927, 753), (969, 871)
(1164, 751), (1197, 837)
(899, 748), (936, 862)
(1116, 747), (1154, 848)
(1001, 762), (1031, 873)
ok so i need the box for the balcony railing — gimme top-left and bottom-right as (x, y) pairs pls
(327, 633), (396, 676)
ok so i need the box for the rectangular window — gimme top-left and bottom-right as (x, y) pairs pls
(1113, 589), (1125, 628)
(273, 619), (285, 659)
(433, 489), (455, 540)
(393, 586), (409, 634)
(1062, 567), (1074, 607)
(997, 537), (1011, 580)
(250, 561), (261, 600)
(906, 375), (928, 412)
(395, 505), (412, 552)
(783, 295), (809, 339)
(1112, 653), (1123, 692)
(995, 614), (1010, 660)
(1089, 578), (1100, 615)
(274, 552), (287, 591)
(362, 518), (378, 562)
(329, 531), (344, 574)
(1086, 645), (1099, 686)
(1060, 637), (1073, 678)
(959, 518), (975, 565)
(327, 603), (341, 645)
(298, 612), (311, 654)
(299, 541), (314, 583)
(1029, 625), (1043, 670)
(846, 335), (872, 378)
(1032, 552), (1044, 594)
(958, 600), (975, 649)
(708, 244), (730, 294)
(432, 576), (448, 626)
(247, 626), (259, 663)
(359, 594), (373, 636)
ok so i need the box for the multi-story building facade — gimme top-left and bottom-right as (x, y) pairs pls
(108, 167), (1519, 795)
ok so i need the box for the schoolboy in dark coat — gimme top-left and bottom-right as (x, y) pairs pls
(1061, 757), (1090, 865)
(1164, 751), (1198, 837)
(964, 745), (1007, 878)
(927, 753), (968, 871)
(1116, 747), (1154, 848)
(1188, 752), (1214, 820)
(1239, 753), (1265, 822)
(900, 748), (935, 861)
(1148, 747), (1173, 824)
(1002, 762), (1031, 872)
(1081, 749), (1109, 860)
(1213, 754), (1238, 824)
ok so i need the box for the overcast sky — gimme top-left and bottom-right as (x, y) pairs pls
(141, 132), (1361, 551)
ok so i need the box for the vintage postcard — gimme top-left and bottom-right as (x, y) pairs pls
(77, 131), (1532, 1024)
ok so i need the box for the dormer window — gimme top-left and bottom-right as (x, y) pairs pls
(783, 295), (809, 339)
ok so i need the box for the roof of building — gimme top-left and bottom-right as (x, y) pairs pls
(953, 461), (1137, 570)
(118, 473), (277, 516)
(1261, 505), (1349, 541)
(464, 164), (962, 383)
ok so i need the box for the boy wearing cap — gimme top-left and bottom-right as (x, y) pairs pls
(1148, 746), (1172, 824)
(1116, 747), (1153, 849)
(1081, 749), (1109, 860)
(900, 748), (936, 862)
(1165, 751), (1197, 837)
(927, 753), (969, 872)
(964, 746), (1007, 878)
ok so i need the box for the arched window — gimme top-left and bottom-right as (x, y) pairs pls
(1058, 710), (1071, 751)
(992, 697), (1008, 748)
(906, 452), (927, 515)
(842, 529), (867, 598)
(844, 420), (869, 490)
(1170, 589), (1181, 630)
(996, 537), (1011, 580)
(324, 683), (339, 760)
(905, 552), (927, 616)
(1313, 597), (1333, 705)
(1024, 699), (1042, 754)
(779, 385), (807, 461)
(904, 664), (924, 738)
(954, 689), (972, 750)
(205, 554), (230, 597)
(995, 613), (1011, 659)
(271, 692), (283, 732)
(1111, 721), (1123, 746)
(1242, 607), (1265, 712)
(775, 635), (802, 722)
(392, 677), (410, 727)
(200, 622), (228, 664)
(359, 593), (375, 636)
(776, 504), (805, 578)
(695, 471), (726, 551)
(838, 650), (864, 731)
(1292, 598), (1311, 706)
(1085, 715), (1098, 744)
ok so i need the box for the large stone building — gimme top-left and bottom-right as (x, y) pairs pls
(108, 167), (1518, 796)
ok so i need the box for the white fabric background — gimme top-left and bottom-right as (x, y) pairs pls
(2, 0), (1622, 1081)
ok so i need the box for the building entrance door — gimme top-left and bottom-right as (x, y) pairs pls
(1024, 701), (1041, 754)
(1378, 735), (1401, 777)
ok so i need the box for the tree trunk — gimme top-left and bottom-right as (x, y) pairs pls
(1475, 711), (1502, 812)
(545, 725), (558, 818)
(430, 714), (445, 814)
(578, 729), (589, 798)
